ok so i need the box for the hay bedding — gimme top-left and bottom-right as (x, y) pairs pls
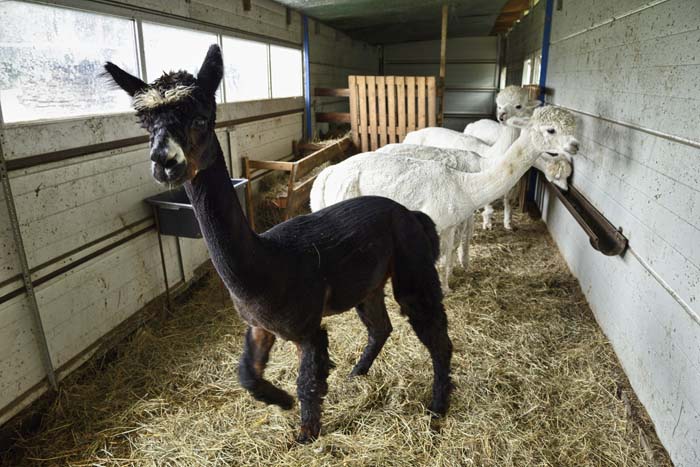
(0, 210), (671, 467)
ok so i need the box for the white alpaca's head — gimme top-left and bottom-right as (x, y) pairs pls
(511, 106), (580, 157)
(495, 85), (541, 123)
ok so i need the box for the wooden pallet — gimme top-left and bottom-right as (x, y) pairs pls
(243, 136), (354, 229)
(348, 75), (438, 152)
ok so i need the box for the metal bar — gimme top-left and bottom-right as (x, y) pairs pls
(537, 0), (554, 103)
(550, 0), (672, 45)
(152, 207), (172, 313)
(385, 59), (497, 65)
(135, 19), (148, 81)
(554, 105), (700, 150)
(438, 4), (448, 125)
(302, 15), (312, 140)
(0, 143), (58, 391)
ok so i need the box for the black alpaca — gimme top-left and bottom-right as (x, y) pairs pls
(104, 45), (453, 443)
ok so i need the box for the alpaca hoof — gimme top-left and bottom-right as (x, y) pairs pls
(504, 224), (513, 231)
(482, 222), (492, 230)
(275, 391), (295, 410)
(349, 365), (369, 378)
(295, 425), (320, 444)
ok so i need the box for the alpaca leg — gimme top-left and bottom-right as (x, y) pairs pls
(296, 328), (330, 444)
(441, 227), (456, 294)
(457, 216), (474, 270)
(503, 193), (513, 230)
(482, 204), (494, 230)
(394, 294), (453, 417)
(239, 326), (294, 409)
(350, 289), (393, 377)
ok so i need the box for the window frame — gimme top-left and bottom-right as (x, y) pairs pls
(0, 0), (304, 126)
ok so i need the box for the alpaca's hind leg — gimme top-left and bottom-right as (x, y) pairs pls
(441, 227), (456, 293)
(457, 215), (475, 270)
(400, 298), (453, 416)
(296, 328), (331, 444)
(239, 326), (294, 409)
(350, 289), (393, 377)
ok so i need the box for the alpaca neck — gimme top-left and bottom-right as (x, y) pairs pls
(463, 130), (540, 209)
(484, 125), (520, 159)
(184, 139), (267, 299)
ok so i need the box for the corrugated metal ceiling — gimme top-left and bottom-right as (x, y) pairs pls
(276, 0), (510, 44)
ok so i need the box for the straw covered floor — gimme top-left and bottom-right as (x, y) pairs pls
(1, 209), (671, 466)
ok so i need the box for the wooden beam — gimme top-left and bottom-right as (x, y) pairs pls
(314, 87), (351, 97)
(438, 4), (448, 126)
(316, 112), (351, 123)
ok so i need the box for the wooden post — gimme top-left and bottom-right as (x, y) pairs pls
(438, 4), (448, 126)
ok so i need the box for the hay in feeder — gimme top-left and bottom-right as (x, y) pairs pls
(0, 209), (671, 467)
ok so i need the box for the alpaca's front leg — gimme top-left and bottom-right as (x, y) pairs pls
(503, 193), (513, 230)
(482, 204), (494, 230)
(296, 328), (330, 443)
(239, 326), (294, 409)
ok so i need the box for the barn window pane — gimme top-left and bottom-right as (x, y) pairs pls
(521, 58), (533, 85)
(222, 37), (269, 102)
(0, 1), (138, 123)
(270, 45), (302, 98)
(141, 22), (221, 101)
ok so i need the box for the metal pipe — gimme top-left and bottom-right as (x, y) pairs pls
(537, 0), (554, 103)
(0, 142), (58, 391)
(554, 105), (700, 150)
(302, 15), (312, 140)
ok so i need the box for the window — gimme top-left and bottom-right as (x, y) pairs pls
(270, 45), (303, 98)
(0, 2), (304, 123)
(521, 58), (533, 85)
(0, 1), (138, 123)
(499, 67), (508, 89)
(532, 52), (542, 85)
(141, 22), (218, 83)
(222, 37), (269, 102)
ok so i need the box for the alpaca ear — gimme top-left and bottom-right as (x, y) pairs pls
(526, 99), (542, 109)
(103, 62), (147, 97)
(505, 116), (530, 128)
(197, 44), (224, 96)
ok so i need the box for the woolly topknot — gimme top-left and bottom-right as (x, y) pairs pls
(132, 71), (197, 111)
(495, 85), (530, 106)
(531, 106), (577, 132)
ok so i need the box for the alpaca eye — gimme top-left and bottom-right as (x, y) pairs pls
(192, 118), (208, 129)
(547, 128), (556, 134)
(515, 105), (522, 109)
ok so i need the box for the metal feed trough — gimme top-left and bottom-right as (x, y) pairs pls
(145, 179), (248, 309)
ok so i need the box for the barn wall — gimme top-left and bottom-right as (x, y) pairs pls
(0, 0), (307, 427)
(308, 20), (380, 138)
(506, 1), (700, 465)
(384, 37), (500, 131)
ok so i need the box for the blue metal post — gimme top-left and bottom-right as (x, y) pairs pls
(302, 15), (312, 140)
(538, 0), (554, 103)
(528, 0), (555, 205)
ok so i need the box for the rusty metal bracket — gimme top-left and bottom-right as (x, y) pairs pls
(547, 180), (628, 256)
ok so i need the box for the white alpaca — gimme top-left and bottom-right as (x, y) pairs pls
(311, 107), (580, 292)
(463, 119), (500, 145)
(403, 127), (491, 155)
(375, 138), (572, 270)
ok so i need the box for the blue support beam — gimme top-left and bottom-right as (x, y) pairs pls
(529, 0), (555, 203)
(302, 15), (312, 140)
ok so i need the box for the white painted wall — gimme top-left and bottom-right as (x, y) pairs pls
(506, 0), (700, 464)
(308, 19), (380, 137)
(384, 37), (500, 131)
